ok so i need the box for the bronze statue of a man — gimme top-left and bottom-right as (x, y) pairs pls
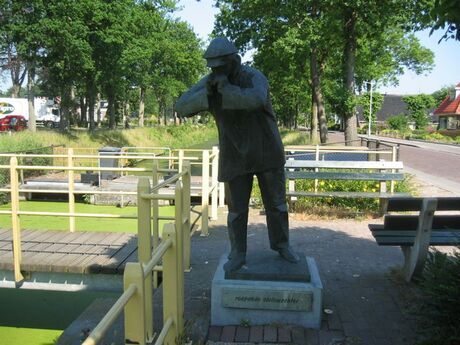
(175, 37), (299, 271)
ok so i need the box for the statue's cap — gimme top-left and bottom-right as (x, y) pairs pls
(203, 37), (238, 67)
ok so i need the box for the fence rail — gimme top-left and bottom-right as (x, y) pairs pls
(82, 170), (189, 345)
(0, 147), (222, 282)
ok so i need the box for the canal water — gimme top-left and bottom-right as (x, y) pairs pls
(0, 288), (120, 344)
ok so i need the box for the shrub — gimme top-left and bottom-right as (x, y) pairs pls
(415, 250), (460, 345)
(387, 114), (409, 131)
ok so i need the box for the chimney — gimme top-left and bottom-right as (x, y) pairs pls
(455, 83), (460, 99)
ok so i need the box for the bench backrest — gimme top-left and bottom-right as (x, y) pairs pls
(384, 197), (460, 232)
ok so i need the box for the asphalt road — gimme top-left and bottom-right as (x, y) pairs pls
(328, 132), (460, 195)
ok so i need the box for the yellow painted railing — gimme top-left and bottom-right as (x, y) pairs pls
(171, 147), (223, 236)
(82, 169), (189, 345)
(0, 148), (222, 282)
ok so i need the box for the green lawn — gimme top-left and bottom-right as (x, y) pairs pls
(0, 200), (175, 344)
(0, 200), (175, 234)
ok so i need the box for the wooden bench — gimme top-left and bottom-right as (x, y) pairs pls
(369, 197), (460, 282)
(285, 160), (407, 210)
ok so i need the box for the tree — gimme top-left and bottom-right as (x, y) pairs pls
(430, 0), (460, 41)
(432, 85), (454, 106)
(402, 94), (436, 129)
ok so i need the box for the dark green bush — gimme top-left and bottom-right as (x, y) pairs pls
(416, 250), (460, 345)
(387, 114), (409, 131)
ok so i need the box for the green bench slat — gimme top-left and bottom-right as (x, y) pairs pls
(369, 224), (460, 245)
(383, 215), (460, 230)
(386, 197), (460, 212)
(286, 171), (404, 181)
(287, 191), (409, 198)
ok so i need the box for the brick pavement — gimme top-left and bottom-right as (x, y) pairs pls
(175, 207), (423, 345)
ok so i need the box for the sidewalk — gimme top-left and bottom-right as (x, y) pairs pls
(176, 207), (419, 345)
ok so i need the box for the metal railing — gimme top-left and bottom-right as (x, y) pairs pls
(82, 169), (189, 345)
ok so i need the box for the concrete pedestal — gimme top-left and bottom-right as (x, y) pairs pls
(211, 253), (323, 329)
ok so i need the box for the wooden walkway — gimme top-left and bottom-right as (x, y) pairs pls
(0, 229), (138, 275)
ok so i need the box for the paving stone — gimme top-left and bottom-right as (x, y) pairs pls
(208, 326), (222, 342)
(277, 326), (291, 343)
(319, 329), (345, 345)
(305, 328), (320, 345)
(249, 325), (263, 343)
(291, 326), (307, 345)
(263, 325), (277, 343)
(221, 326), (236, 342)
(235, 326), (250, 343)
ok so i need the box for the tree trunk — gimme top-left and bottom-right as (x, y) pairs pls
(11, 84), (21, 98)
(310, 48), (328, 144)
(107, 90), (116, 129)
(343, 8), (359, 146)
(27, 64), (36, 132)
(87, 79), (96, 131)
(138, 87), (145, 127)
(96, 93), (101, 124)
(310, 92), (319, 144)
(8, 49), (26, 98)
(80, 96), (87, 126)
(60, 85), (71, 131)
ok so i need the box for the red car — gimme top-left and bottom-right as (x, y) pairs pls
(0, 115), (27, 132)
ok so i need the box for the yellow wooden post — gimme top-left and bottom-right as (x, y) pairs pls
(182, 161), (191, 270)
(67, 148), (76, 232)
(390, 145), (397, 193)
(124, 263), (146, 345)
(162, 222), (184, 345)
(219, 182), (225, 208)
(151, 161), (159, 288)
(178, 149), (184, 173)
(137, 177), (154, 342)
(201, 150), (210, 236)
(211, 146), (218, 220)
(10, 157), (24, 283)
(314, 145), (320, 193)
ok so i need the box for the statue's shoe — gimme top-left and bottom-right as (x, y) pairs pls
(223, 253), (246, 272)
(278, 247), (300, 263)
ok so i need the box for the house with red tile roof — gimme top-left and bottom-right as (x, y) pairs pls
(434, 83), (460, 134)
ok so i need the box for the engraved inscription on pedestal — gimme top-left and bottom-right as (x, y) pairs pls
(222, 287), (312, 311)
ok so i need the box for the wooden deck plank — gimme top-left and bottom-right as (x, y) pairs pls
(0, 249), (13, 269)
(0, 229), (12, 241)
(20, 229), (49, 241)
(0, 230), (137, 275)
(0, 240), (12, 250)
(65, 233), (132, 274)
(85, 239), (138, 274)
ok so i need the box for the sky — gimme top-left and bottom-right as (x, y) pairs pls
(176, 0), (460, 95)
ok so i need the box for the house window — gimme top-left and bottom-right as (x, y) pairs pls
(439, 117), (447, 129)
(447, 116), (460, 129)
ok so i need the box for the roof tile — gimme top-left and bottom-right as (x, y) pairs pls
(434, 94), (460, 115)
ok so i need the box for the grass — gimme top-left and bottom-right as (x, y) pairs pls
(0, 200), (175, 234)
